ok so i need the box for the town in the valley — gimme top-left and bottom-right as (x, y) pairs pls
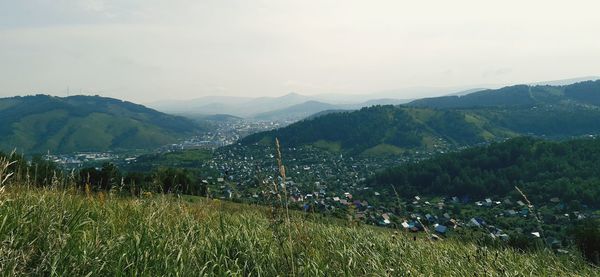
(44, 117), (596, 252)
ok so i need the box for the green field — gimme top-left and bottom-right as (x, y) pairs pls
(0, 187), (596, 276)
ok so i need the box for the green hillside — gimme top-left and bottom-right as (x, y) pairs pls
(240, 103), (600, 155)
(370, 137), (600, 207)
(408, 80), (600, 108)
(253, 100), (339, 121)
(124, 149), (213, 172)
(0, 95), (204, 154)
(240, 81), (600, 155)
(241, 106), (494, 154)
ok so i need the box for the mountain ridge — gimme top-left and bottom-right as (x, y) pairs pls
(240, 81), (600, 155)
(407, 80), (600, 109)
(0, 94), (204, 154)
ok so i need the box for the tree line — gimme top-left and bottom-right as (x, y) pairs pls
(0, 151), (207, 197)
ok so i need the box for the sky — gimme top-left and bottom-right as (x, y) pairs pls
(1, 0), (599, 103)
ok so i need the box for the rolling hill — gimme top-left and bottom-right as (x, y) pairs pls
(408, 80), (600, 109)
(252, 100), (339, 121)
(240, 105), (515, 155)
(369, 137), (600, 206)
(148, 93), (313, 117)
(149, 93), (413, 120)
(241, 102), (600, 154)
(252, 98), (413, 121)
(0, 95), (205, 154)
(240, 81), (600, 155)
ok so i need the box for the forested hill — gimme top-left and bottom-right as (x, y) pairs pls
(0, 95), (205, 154)
(370, 137), (600, 207)
(239, 103), (600, 155)
(408, 80), (600, 108)
(240, 105), (506, 154)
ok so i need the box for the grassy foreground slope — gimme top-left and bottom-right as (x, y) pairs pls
(0, 188), (596, 276)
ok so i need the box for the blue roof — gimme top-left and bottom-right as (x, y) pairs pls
(435, 225), (448, 234)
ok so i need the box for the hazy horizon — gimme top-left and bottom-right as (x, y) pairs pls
(1, 1), (599, 103)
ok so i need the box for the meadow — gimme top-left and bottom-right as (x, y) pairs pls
(0, 186), (597, 276)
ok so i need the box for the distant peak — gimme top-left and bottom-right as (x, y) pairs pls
(302, 100), (326, 104)
(281, 92), (304, 98)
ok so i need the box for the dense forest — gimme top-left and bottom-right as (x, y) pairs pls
(472, 105), (600, 136)
(0, 150), (207, 197)
(241, 105), (507, 154)
(241, 102), (600, 155)
(370, 137), (600, 207)
(408, 80), (600, 108)
(79, 163), (207, 196)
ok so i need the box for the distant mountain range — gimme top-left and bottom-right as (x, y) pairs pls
(241, 80), (600, 155)
(251, 98), (409, 121)
(0, 95), (205, 154)
(4, 77), (600, 155)
(253, 101), (339, 121)
(148, 93), (314, 118)
(148, 76), (600, 121)
(150, 94), (413, 121)
(147, 92), (414, 120)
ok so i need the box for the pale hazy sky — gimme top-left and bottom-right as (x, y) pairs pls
(1, 0), (599, 103)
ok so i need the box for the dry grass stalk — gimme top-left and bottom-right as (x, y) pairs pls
(416, 217), (438, 242)
(390, 185), (405, 232)
(515, 186), (545, 240)
(275, 137), (296, 276)
(0, 153), (17, 187)
(85, 173), (92, 199)
(515, 186), (540, 222)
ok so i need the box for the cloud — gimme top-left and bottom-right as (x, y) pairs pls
(79, 0), (107, 12)
(482, 68), (513, 79)
(0, 0), (599, 102)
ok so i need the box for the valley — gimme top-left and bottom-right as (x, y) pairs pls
(4, 2), (600, 274)
(2, 80), (600, 273)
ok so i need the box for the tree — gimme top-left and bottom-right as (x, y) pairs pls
(572, 218), (600, 265)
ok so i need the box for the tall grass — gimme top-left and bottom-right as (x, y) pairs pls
(0, 187), (597, 276)
(0, 152), (16, 187)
